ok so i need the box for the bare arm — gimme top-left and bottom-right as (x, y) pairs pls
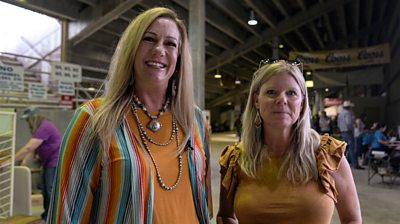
(331, 157), (362, 224)
(217, 168), (238, 224)
(15, 138), (43, 162)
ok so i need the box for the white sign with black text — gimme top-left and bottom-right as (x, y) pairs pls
(58, 81), (75, 96)
(28, 83), (47, 99)
(51, 61), (82, 83)
(0, 64), (24, 91)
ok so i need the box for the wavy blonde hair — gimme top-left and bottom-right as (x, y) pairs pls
(240, 60), (320, 184)
(91, 7), (194, 150)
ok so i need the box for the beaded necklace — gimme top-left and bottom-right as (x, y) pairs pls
(132, 102), (182, 191)
(133, 94), (170, 132)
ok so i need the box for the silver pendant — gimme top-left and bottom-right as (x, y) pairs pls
(147, 119), (161, 132)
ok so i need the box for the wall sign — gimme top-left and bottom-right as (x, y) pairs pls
(51, 61), (82, 83)
(0, 65), (24, 91)
(28, 83), (47, 99)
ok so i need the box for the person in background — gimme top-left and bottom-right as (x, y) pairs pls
(48, 7), (212, 224)
(10, 106), (61, 223)
(354, 116), (365, 167)
(370, 123), (390, 152)
(319, 110), (331, 135)
(337, 100), (363, 169)
(360, 125), (374, 166)
(217, 60), (361, 224)
(234, 114), (242, 141)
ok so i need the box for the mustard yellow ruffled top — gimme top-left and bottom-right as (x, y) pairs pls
(219, 135), (345, 224)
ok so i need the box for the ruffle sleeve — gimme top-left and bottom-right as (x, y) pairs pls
(219, 144), (241, 198)
(317, 134), (346, 203)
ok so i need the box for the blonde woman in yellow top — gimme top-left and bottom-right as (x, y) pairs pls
(217, 60), (361, 224)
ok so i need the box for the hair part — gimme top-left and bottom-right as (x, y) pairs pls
(91, 7), (194, 150)
(240, 60), (320, 184)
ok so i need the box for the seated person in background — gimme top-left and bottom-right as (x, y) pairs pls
(370, 123), (390, 153)
(360, 127), (373, 165)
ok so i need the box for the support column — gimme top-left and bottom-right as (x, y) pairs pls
(189, 0), (205, 109)
(61, 19), (69, 62)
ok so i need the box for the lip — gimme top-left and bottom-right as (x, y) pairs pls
(272, 111), (290, 115)
(145, 60), (167, 68)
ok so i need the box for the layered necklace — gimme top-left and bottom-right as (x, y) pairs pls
(131, 100), (182, 191)
(133, 94), (170, 132)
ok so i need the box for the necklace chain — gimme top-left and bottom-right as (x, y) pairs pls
(133, 94), (170, 132)
(132, 103), (182, 191)
(132, 101), (176, 146)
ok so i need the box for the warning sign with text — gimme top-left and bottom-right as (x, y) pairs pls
(58, 81), (75, 96)
(0, 65), (24, 91)
(28, 83), (47, 99)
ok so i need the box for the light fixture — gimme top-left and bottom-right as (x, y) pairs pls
(325, 88), (329, 92)
(305, 80), (314, 88)
(88, 86), (95, 91)
(306, 71), (312, 75)
(248, 10), (258, 26)
(214, 68), (222, 79)
(279, 44), (284, 49)
(214, 74), (222, 79)
(235, 76), (241, 85)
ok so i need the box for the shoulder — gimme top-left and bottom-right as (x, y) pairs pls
(318, 134), (346, 158)
(219, 143), (242, 197)
(219, 143), (242, 169)
(317, 134), (347, 202)
(79, 98), (103, 114)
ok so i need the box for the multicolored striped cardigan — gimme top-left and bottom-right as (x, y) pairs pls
(47, 99), (212, 223)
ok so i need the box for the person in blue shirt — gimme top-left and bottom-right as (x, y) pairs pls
(370, 123), (390, 152)
(360, 126), (374, 165)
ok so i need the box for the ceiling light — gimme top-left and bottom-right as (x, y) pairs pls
(235, 77), (241, 85)
(214, 69), (222, 79)
(214, 74), (222, 79)
(325, 88), (329, 92)
(306, 71), (312, 75)
(279, 44), (284, 49)
(248, 10), (258, 26)
(306, 80), (314, 88)
(88, 87), (95, 91)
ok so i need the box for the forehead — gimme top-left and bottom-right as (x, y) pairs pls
(146, 17), (180, 39)
(261, 73), (300, 88)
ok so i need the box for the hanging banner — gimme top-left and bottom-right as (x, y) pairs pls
(0, 64), (24, 91)
(28, 83), (47, 99)
(51, 61), (82, 82)
(289, 43), (390, 69)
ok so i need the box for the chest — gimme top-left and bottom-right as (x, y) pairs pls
(233, 169), (334, 224)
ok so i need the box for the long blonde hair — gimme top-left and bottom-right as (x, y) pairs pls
(240, 61), (320, 184)
(27, 114), (46, 134)
(91, 7), (194, 149)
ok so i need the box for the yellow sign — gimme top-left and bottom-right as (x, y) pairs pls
(289, 43), (390, 69)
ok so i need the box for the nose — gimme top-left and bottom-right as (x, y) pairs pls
(153, 42), (166, 57)
(275, 92), (287, 104)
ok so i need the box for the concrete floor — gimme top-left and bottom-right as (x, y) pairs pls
(209, 132), (400, 224)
